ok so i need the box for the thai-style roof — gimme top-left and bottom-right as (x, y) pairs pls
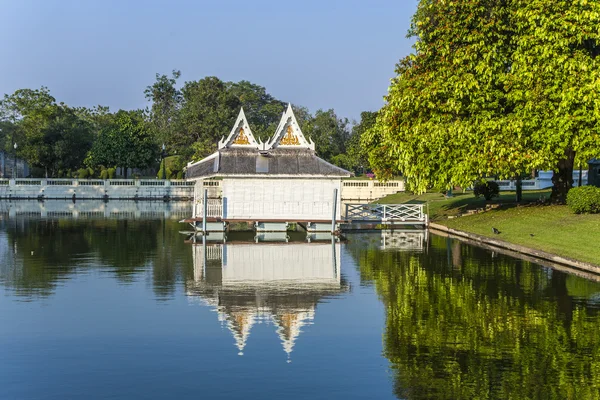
(186, 147), (351, 178)
(185, 104), (352, 179)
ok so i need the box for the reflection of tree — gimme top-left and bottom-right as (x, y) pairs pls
(350, 235), (600, 400)
(0, 218), (193, 298)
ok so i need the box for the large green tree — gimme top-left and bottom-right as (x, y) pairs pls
(227, 80), (285, 141)
(144, 70), (182, 148)
(365, 0), (600, 202)
(508, 0), (600, 202)
(86, 110), (157, 178)
(0, 87), (93, 176)
(178, 76), (241, 160)
(303, 109), (350, 163)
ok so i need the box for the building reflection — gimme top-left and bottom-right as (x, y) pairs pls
(186, 234), (348, 360)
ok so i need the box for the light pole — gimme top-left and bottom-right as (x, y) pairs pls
(161, 143), (166, 180)
(13, 142), (17, 179)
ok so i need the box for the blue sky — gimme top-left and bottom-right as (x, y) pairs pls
(0, 0), (418, 120)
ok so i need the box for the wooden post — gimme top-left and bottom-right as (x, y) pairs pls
(202, 188), (208, 234)
(331, 188), (338, 233)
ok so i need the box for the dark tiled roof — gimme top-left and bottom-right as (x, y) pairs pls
(186, 148), (351, 179)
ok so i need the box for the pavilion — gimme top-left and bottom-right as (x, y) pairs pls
(185, 104), (352, 232)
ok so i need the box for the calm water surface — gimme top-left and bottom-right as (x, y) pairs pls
(1, 208), (599, 399)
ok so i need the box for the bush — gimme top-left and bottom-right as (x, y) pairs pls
(567, 186), (600, 214)
(176, 170), (183, 179)
(107, 167), (116, 179)
(77, 168), (90, 179)
(473, 180), (500, 201)
(99, 169), (108, 179)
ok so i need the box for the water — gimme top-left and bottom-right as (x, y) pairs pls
(1, 212), (599, 399)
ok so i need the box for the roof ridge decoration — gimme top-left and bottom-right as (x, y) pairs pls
(266, 103), (315, 150)
(218, 108), (261, 149)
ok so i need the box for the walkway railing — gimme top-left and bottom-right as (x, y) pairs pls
(345, 203), (428, 225)
(193, 198), (223, 219)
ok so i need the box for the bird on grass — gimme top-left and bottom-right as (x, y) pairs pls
(492, 227), (501, 234)
(529, 233), (535, 237)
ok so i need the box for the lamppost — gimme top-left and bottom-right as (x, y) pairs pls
(161, 143), (166, 180)
(13, 142), (17, 179)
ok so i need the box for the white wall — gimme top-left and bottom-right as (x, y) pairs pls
(341, 180), (405, 201)
(0, 178), (194, 199)
(222, 178), (343, 221)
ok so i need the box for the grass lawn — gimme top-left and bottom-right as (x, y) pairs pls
(377, 189), (600, 265)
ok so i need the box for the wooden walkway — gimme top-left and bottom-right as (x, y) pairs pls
(182, 203), (427, 233)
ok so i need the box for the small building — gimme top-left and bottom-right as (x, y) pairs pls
(185, 104), (352, 231)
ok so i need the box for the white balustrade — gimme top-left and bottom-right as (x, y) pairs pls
(345, 203), (427, 225)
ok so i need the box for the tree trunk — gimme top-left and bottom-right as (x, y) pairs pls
(515, 177), (522, 203)
(551, 149), (575, 204)
(123, 167), (128, 179)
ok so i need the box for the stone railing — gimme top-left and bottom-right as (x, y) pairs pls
(493, 170), (588, 191)
(341, 180), (405, 201)
(0, 178), (195, 200)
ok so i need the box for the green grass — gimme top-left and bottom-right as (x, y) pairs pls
(441, 205), (600, 265)
(377, 189), (600, 265)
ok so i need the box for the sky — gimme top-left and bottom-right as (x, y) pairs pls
(0, 0), (418, 121)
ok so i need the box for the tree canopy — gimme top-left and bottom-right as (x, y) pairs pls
(364, 0), (600, 201)
(1, 72), (375, 177)
(86, 110), (157, 178)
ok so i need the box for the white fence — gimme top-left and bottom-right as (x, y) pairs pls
(341, 180), (404, 201)
(193, 198), (223, 219)
(345, 203), (427, 225)
(0, 178), (195, 199)
(493, 170), (588, 191)
(0, 199), (192, 219)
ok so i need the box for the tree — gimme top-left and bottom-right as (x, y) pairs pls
(1, 88), (93, 176)
(365, 1), (600, 202)
(349, 111), (377, 174)
(303, 109), (350, 163)
(144, 70), (182, 147)
(178, 77), (241, 160)
(365, 1), (520, 192)
(227, 80), (285, 141)
(86, 110), (157, 178)
(508, 0), (600, 203)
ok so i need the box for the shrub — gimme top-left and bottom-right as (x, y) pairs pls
(77, 168), (90, 179)
(567, 186), (600, 214)
(107, 167), (116, 179)
(473, 180), (500, 201)
(176, 170), (183, 179)
(100, 169), (108, 179)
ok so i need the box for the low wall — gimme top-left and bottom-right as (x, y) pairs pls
(341, 180), (405, 201)
(493, 170), (588, 191)
(0, 199), (192, 219)
(0, 178), (195, 200)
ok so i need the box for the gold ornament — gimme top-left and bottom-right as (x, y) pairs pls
(233, 127), (250, 145)
(280, 125), (300, 145)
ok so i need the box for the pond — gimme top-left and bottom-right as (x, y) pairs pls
(1, 209), (599, 399)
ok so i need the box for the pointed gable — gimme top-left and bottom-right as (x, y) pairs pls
(267, 103), (315, 150)
(218, 108), (260, 149)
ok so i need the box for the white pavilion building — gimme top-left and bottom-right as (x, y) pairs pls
(185, 104), (352, 231)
